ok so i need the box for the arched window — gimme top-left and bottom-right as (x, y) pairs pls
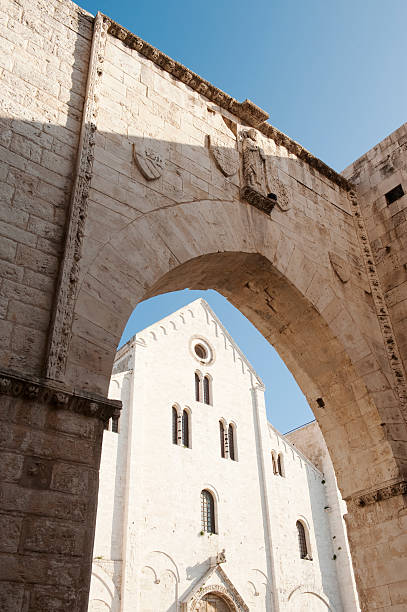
(203, 375), (211, 405)
(219, 421), (225, 458)
(195, 372), (201, 402)
(277, 453), (284, 476)
(228, 424), (236, 461)
(111, 416), (119, 433)
(182, 409), (189, 447)
(296, 521), (309, 559)
(201, 489), (216, 534)
(271, 452), (277, 474)
(172, 406), (178, 445)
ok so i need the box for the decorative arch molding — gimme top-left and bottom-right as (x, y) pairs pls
(190, 585), (239, 611)
(89, 563), (120, 612)
(287, 584), (335, 611)
(151, 550), (180, 583)
(181, 564), (249, 612)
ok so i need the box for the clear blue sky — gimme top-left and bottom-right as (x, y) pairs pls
(79, 0), (405, 432)
(80, 0), (406, 171)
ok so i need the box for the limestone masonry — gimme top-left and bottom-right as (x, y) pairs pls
(0, 0), (406, 609)
(89, 299), (360, 611)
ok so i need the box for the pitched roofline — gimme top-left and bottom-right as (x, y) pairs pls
(197, 299), (263, 386)
(114, 298), (263, 385)
(268, 421), (323, 476)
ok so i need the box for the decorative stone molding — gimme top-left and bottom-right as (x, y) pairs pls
(347, 479), (407, 507)
(0, 369), (120, 422)
(181, 564), (249, 612)
(46, 13), (109, 380)
(241, 186), (275, 214)
(105, 14), (350, 191)
(287, 584), (335, 611)
(348, 190), (407, 417)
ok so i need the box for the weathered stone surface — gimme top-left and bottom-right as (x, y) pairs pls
(0, 0), (406, 608)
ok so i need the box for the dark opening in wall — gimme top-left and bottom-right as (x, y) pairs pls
(385, 184), (404, 205)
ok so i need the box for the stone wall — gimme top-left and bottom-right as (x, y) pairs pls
(287, 421), (360, 611)
(0, 0), (92, 375)
(343, 124), (407, 399)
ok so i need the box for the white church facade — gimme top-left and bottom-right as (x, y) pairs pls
(88, 299), (359, 612)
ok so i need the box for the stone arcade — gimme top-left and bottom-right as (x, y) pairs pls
(88, 298), (360, 611)
(0, 0), (406, 610)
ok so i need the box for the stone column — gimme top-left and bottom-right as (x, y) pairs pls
(0, 370), (120, 612)
(345, 482), (407, 611)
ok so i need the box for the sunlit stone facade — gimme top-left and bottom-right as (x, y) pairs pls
(89, 299), (359, 611)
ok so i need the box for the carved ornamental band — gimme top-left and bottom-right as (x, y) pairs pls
(347, 479), (407, 507)
(0, 370), (120, 422)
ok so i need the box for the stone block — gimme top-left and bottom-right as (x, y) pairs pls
(0, 582), (24, 612)
(22, 517), (86, 556)
(0, 514), (22, 553)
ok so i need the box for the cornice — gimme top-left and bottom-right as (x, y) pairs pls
(0, 369), (120, 422)
(346, 479), (407, 507)
(103, 14), (350, 192)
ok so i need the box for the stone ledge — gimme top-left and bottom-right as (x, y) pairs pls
(103, 13), (350, 192)
(0, 369), (121, 422)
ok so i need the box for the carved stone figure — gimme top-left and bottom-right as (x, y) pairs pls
(242, 129), (267, 194)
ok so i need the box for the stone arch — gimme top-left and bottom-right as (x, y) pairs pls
(190, 587), (239, 611)
(65, 196), (407, 607)
(88, 563), (120, 612)
(287, 584), (335, 611)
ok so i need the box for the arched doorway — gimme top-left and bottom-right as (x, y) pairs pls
(197, 592), (233, 611)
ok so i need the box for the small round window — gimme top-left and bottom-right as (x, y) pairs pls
(191, 338), (213, 364)
(194, 344), (207, 360)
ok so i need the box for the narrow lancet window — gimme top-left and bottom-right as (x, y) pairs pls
(219, 421), (225, 458)
(203, 376), (210, 405)
(195, 372), (201, 402)
(201, 489), (216, 534)
(228, 424), (236, 461)
(172, 406), (178, 445)
(182, 409), (189, 447)
(296, 521), (309, 559)
(277, 453), (284, 476)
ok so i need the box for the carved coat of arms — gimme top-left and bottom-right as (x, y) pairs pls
(266, 163), (290, 211)
(329, 252), (350, 283)
(208, 135), (239, 177)
(133, 143), (164, 180)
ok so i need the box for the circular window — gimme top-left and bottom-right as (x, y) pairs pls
(191, 338), (213, 364)
(194, 344), (207, 360)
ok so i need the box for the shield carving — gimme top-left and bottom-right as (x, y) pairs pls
(208, 135), (239, 177)
(133, 143), (164, 180)
(266, 162), (290, 211)
(329, 252), (350, 283)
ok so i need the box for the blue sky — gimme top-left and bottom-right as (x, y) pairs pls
(79, 0), (405, 432)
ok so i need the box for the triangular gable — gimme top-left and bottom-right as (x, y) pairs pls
(180, 563), (249, 611)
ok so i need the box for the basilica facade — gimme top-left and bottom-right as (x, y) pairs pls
(88, 299), (359, 611)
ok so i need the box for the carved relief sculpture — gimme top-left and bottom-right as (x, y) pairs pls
(208, 135), (239, 177)
(133, 144), (164, 180)
(241, 129), (275, 214)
